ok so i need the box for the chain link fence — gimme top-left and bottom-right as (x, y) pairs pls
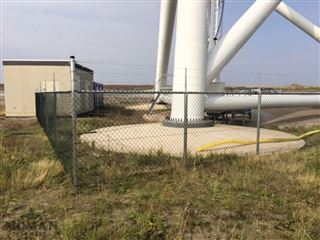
(0, 89), (4, 116)
(35, 92), (74, 180)
(75, 92), (183, 188)
(0, 89), (4, 106)
(35, 90), (320, 188)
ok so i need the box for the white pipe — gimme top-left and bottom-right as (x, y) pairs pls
(276, 2), (320, 42)
(154, 0), (177, 92)
(207, 0), (282, 84)
(170, 0), (209, 122)
(70, 56), (76, 92)
(160, 94), (320, 111)
(205, 94), (320, 111)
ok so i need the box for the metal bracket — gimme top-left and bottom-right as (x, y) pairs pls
(147, 93), (161, 115)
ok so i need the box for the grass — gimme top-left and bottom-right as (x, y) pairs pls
(77, 104), (150, 133)
(11, 159), (63, 190)
(267, 124), (320, 148)
(1, 117), (320, 239)
(280, 84), (320, 92)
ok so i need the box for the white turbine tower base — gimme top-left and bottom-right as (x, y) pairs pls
(164, 0), (211, 127)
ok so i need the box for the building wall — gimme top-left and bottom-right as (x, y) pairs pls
(4, 65), (70, 117)
(75, 69), (94, 114)
(4, 64), (94, 117)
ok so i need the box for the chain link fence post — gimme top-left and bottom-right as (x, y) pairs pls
(256, 90), (262, 155)
(44, 84), (49, 132)
(70, 56), (78, 189)
(183, 68), (188, 169)
(53, 75), (58, 145)
(53, 96), (58, 145)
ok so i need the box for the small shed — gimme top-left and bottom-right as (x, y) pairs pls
(3, 59), (94, 117)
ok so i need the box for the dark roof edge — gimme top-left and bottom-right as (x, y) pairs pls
(3, 60), (69, 66)
(3, 60), (93, 74)
(75, 63), (94, 74)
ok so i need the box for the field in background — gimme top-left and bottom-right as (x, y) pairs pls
(1, 116), (320, 239)
(226, 84), (320, 93)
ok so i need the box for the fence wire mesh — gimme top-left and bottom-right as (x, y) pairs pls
(35, 92), (73, 177)
(75, 92), (184, 188)
(258, 93), (318, 154)
(36, 90), (320, 188)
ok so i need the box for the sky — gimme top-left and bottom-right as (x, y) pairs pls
(1, 0), (319, 87)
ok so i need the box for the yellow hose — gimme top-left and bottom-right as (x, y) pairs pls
(197, 129), (320, 152)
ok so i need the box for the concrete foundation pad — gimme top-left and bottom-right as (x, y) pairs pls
(80, 123), (305, 156)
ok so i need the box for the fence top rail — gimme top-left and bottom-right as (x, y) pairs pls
(35, 90), (320, 96)
(36, 91), (72, 94)
(73, 90), (320, 96)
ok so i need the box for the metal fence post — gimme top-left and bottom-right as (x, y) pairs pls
(70, 56), (78, 188)
(44, 84), (49, 132)
(53, 74), (58, 145)
(183, 68), (188, 169)
(256, 91), (262, 155)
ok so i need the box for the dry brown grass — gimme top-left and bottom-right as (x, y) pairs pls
(297, 172), (320, 189)
(12, 159), (63, 190)
(1, 119), (320, 239)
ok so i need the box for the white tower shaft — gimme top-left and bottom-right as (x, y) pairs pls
(170, 0), (209, 122)
(154, 0), (177, 92)
(155, 0), (319, 127)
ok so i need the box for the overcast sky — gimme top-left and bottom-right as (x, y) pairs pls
(1, 0), (319, 86)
